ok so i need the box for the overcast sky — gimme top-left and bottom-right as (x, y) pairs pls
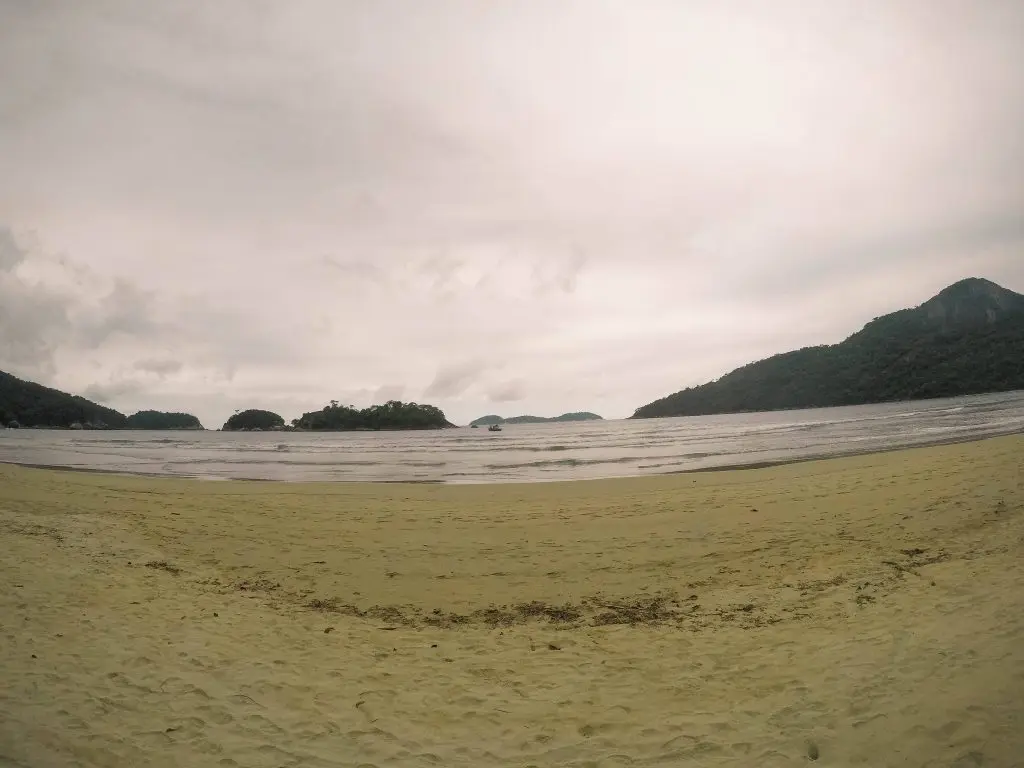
(1, 0), (1022, 428)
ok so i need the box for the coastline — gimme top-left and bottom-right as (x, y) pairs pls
(672, 424), (1024, 475)
(2, 422), (1021, 485)
(3, 434), (1023, 766)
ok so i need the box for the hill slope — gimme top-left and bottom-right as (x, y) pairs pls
(632, 278), (1024, 419)
(0, 370), (129, 428)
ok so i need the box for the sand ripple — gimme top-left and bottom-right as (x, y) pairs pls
(2, 435), (1023, 766)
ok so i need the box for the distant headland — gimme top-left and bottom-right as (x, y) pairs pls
(469, 412), (603, 427)
(0, 370), (203, 431)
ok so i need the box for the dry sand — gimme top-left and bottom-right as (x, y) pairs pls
(1, 434), (1022, 767)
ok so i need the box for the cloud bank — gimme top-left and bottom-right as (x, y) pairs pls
(1, 1), (1022, 426)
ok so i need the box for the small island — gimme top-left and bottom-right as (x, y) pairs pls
(293, 400), (455, 431)
(222, 409), (286, 431)
(126, 410), (204, 430)
(470, 412), (603, 427)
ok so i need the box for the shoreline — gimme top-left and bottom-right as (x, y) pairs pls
(3, 432), (1023, 765)
(2, 424), (1021, 486)
(673, 425), (1024, 475)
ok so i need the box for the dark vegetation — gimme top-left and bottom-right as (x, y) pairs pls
(0, 370), (204, 429)
(293, 400), (453, 431)
(301, 590), (772, 629)
(125, 410), (204, 430)
(221, 409), (285, 431)
(0, 370), (128, 428)
(470, 411), (603, 426)
(632, 278), (1024, 418)
(0, 371), (450, 432)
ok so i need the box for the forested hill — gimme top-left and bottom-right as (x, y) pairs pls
(0, 370), (128, 428)
(126, 411), (204, 430)
(294, 400), (455, 430)
(222, 409), (286, 431)
(632, 278), (1024, 419)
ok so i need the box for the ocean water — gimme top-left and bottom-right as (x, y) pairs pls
(2, 391), (1023, 484)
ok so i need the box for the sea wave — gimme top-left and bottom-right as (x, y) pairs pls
(484, 455), (647, 470)
(2, 390), (1021, 483)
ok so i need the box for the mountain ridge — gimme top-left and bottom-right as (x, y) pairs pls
(631, 278), (1024, 419)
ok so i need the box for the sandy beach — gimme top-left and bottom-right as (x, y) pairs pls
(1, 434), (1022, 767)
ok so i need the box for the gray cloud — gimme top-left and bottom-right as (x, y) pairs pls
(373, 384), (406, 404)
(82, 378), (147, 404)
(0, 227), (26, 270)
(0, 229), (71, 374)
(488, 379), (527, 404)
(0, 284), (70, 374)
(1, 1), (1023, 428)
(135, 358), (184, 377)
(76, 279), (161, 348)
(424, 360), (485, 400)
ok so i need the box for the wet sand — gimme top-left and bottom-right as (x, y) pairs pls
(2, 434), (1022, 766)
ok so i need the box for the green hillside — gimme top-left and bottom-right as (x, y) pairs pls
(632, 278), (1024, 418)
(0, 370), (129, 428)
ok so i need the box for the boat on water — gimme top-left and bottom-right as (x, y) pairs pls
(487, 424), (503, 432)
